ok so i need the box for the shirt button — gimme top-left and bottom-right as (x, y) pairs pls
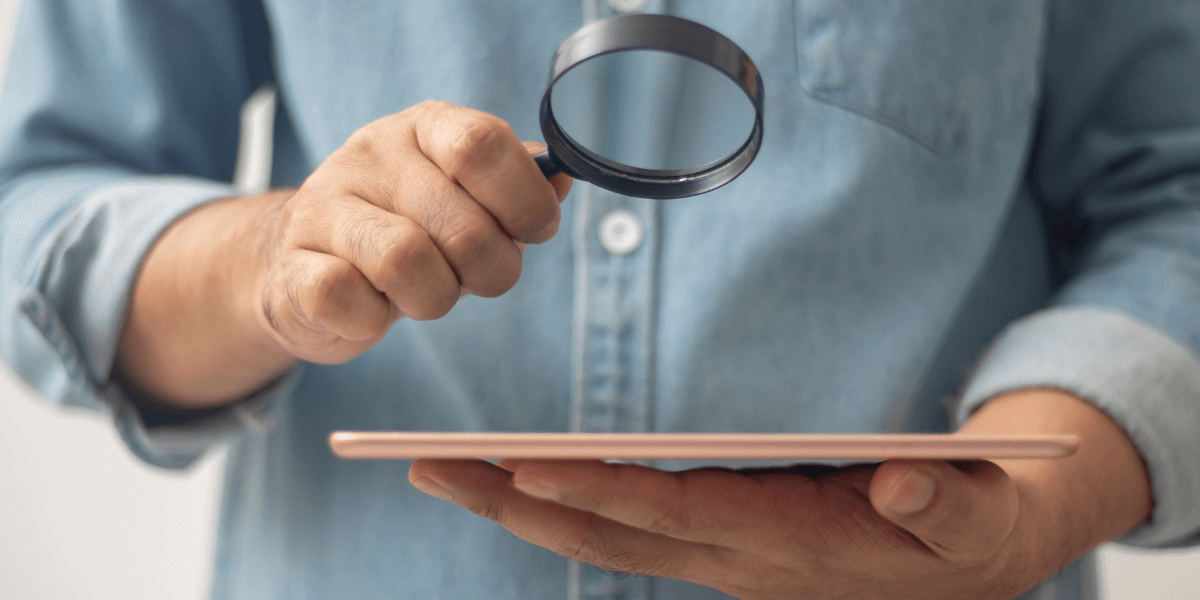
(607, 0), (648, 13)
(598, 209), (644, 256)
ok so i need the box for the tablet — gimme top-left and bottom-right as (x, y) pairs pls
(328, 431), (1079, 461)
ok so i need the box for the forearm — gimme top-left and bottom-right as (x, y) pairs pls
(959, 389), (1153, 572)
(116, 189), (298, 409)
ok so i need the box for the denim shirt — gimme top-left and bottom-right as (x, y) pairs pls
(3, 1), (1200, 599)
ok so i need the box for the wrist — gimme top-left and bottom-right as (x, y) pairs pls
(118, 189), (299, 408)
(959, 389), (1153, 571)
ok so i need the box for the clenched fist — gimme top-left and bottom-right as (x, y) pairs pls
(254, 101), (572, 364)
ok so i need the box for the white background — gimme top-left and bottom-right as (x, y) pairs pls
(0, 0), (1198, 598)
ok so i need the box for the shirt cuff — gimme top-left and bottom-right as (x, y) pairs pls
(955, 306), (1200, 547)
(109, 367), (302, 469)
(10, 175), (292, 468)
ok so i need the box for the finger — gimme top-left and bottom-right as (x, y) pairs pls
(383, 157), (523, 298)
(261, 250), (395, 362)
(523, 142), (574, 204)
(319, 106), (524, 297)
(869, 459), (1018, 564)
(408, 459), (726, 581)
(415, 102), (562, 244)
(507, 459), (783, 547)
(319, 197), (460, 321)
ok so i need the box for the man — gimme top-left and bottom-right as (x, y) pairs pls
(1, 1), (1197, 598)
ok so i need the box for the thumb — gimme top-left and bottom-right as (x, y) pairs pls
(869, 459), (1018, 565)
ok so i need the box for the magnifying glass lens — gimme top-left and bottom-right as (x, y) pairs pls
(549, 49), (757, 172)
(536, 14), (765, 199)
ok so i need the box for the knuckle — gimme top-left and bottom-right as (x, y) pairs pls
(554, 516), (614, 566)
(446, 114), (513, 176)
(409, 287), (459, 322)
(373, 223), (424, 288)
(466, 500), (505, 524)
(646, 504), (691, 538)
(305, 262), (359, 323)
(613, 469), (691, 537)
(440, 216), (494, 262)
(415, 99), (453, 114)
(557, 526), (600, 565)
(326, 127), (398, 200)
(373, 225), (459, 320)
(505, 205), (558, 244)
(439, 220), (520, 296)
(343, 126), (379, 157)
(434, 291), (461, 319)
(337, 126), (388, 169)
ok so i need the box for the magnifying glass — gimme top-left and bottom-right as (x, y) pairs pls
(532, 14), (765, 200)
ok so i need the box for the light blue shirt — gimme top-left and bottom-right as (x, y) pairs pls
(3, 1), (1200, 599)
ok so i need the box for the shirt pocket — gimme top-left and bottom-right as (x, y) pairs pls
(796, 0), (1044, 155)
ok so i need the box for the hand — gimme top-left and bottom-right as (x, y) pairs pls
(409, 458), (1032, 600)
(253, 101), (572, 364)
(117, 101), (571, 406)
(407, 390), (1153, 599)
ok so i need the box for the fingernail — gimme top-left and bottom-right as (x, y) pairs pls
(886, 469), (936, 515)
(512, 476), (562, 502)
(412, 476), (453, 502)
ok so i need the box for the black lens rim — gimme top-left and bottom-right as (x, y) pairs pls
(540, 14), (765, 200)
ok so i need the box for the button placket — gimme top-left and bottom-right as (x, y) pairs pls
(570, 189), (657, 436)
(568, 184), (658, 600)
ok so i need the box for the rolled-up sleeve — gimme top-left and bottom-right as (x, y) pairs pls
(0, 0), (286, 469)
(956, 0), (1200, 548)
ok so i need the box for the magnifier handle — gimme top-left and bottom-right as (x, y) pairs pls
(534, 150), (563, 179)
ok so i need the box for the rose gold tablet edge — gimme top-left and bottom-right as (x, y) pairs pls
(328, 431), (1080, 460)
